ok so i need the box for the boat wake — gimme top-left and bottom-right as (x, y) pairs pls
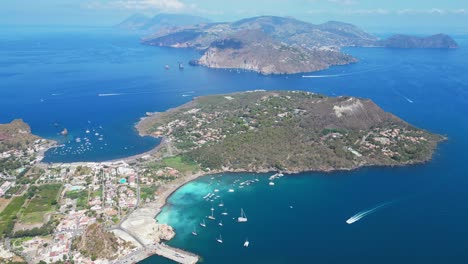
(403, 96), (414, 103)
(346, 201), (394, 224)
(98, 93), (123, 97)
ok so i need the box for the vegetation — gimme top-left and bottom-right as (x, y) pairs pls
(160, 156), (199, 174)
(140, 185), (158, 201)
(139, 90), (442, 172)
(0, 195), (26, 236)
(21, 184), (62, 224)
(65, 190), (88, 210)
(72, 223), (129, 261)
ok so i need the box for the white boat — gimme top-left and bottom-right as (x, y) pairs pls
(211, 206), (215, 211)
(244, 239), (250, 247)
(214, 189), (219, 193)
(85, 130), (90, 134)
(208, 210), (216, 220)
(269, 182), (275, 186)
(200, 220), (206, 227)
(192, 227), (198, 236)
(219, 200), (224, 207)
(216, 234), (223, 243)
(228, 189), (235, 193)
(221, 209), (228, 216)
(203, 193), (211, 199)
(218, 220), (223, 226)
(238, 208), (248, 222)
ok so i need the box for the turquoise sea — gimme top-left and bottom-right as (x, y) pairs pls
(1, 26), (468, 263)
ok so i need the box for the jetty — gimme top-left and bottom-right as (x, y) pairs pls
(155, 243), (199, 264)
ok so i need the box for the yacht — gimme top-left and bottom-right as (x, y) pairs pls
(244, 239), (250, 247)
(208, 210), (216, 220)
(218, 220), (223, 226)
(238, 208), (248, 222)
(192, 227), (198, 236)
(221, 209), (228, 216)
(200, 219), (206, 227)
(216, 234), (223, 244)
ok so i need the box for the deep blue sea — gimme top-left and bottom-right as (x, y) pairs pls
(1, 26), (468, 263)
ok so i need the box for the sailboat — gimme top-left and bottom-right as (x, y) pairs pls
(243, 238), (250, 247)
(218, 220), (223, 226)
(208, 210), (216, 220)
(221, 209), (228, 216)
(200, 219), (206, 227)
(238, 208), (248, 222)
(216, 234), (223, 243)
(218, 200), (224, 207)
(192, 227), (198, 236)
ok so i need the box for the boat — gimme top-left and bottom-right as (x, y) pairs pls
(269, 182), (275, 186)
(221, 209), (228, 216)
(211, 206), (215, 211)
(200, 219), (206, 227)
(165, 65), (170, 70)
(208, 210), (216, 220)
(214, 189), (219, 193)
(228, 189), (235, 193)
(244, 238), (250, 247)
(216, 234), (223, 243)
(238, 208), (248, 222)
(192, 227), (198, 236)
(218, 220), (223, 226)
(219, 200), (224, 207)
(179, 63), (184, 69)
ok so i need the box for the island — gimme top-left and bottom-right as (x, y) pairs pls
(378, 34), (459, 49)
(0, 91), (443, 264)
(137, 90), (443, 173)
(139, 15), (458, 75)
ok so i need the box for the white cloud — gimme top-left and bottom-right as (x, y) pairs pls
(85, 0), (187, 12)
(308, 8), (468, 16)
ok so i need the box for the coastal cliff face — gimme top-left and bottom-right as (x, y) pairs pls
(142, 16), (375, 74)
(137, 90), (443, 173)
(0, 119), (40, 152)
(141, 15), (458, 74)
(379, 34), (459, 49)
(196, 30), (357, 75)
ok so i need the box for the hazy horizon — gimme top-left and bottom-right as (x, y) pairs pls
(1, 0), (468, 34)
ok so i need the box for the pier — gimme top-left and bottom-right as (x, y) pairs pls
(155, 243), (199, 264)
(111, 243), (199, 264)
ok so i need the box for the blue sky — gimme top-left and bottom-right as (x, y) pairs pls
(1, 0), (467, 33)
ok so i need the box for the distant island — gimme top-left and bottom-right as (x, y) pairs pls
(116, 13), (211, 33)
(138, 90), (443, 173)
(378, 34), (459, 49)
(134, 15), (458, 75)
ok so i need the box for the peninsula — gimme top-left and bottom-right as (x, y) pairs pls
(137, 90), (443, 173)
